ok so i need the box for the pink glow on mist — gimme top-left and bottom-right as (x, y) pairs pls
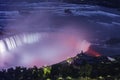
(0, 31), (89, 68)
(77, 40), (101, 57)
(0, 11), (92, 68)
(86, 47), (101, 57)
(78, 40), (91, 53)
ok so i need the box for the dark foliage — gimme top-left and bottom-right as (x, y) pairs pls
(0, 54), (120, 80)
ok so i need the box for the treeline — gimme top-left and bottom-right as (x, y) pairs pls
(0, 56), (120, 80)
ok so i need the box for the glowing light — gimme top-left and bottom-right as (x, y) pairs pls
(0, 33), (43, 52)
(107, 57), (116, 61)
(86, 47), (101, 57)
(0, 40), (6, 53)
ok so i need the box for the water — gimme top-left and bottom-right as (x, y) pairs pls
(0, 2), (120, 68)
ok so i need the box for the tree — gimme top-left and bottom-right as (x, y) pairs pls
(79, 64), (92, 77)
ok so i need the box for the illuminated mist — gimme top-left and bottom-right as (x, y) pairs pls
(0, 11), (93, 69)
